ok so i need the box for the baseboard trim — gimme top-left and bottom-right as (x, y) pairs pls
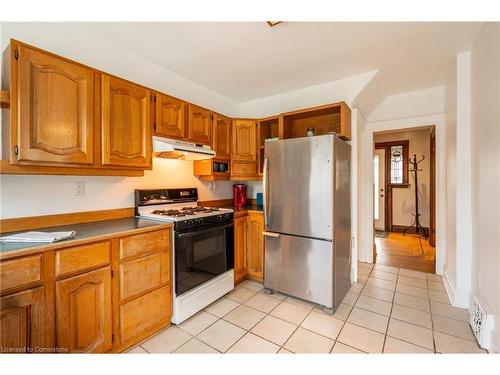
(443, 269), (470, 309)
(392, 225), (429, 235)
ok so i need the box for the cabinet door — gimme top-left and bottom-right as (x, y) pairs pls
(15, 43), (94, 165)
(232, 120), (257, 161)
(155, 93), (186, 139)
(233, 216), (247, 284)
(188, 104), (212, 145)
(101, 75), (151, 168)
(213, 114), (231, 160)
(56, 267), (112, 353)
(0, 287), (46, 353)
(246, 213), (264, 282)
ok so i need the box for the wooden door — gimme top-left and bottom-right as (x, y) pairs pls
(101, 74), (151, 168)
(188, 104), (212, 145)
(15, 43), (95, 165)
(232, 120), (257, 161)
(213, 114), (231, 160)
(246, 213), (264, 282)
(0, 287), (46, 353)
(233, 216), (247, 284)
(155, 93), (186, 139)
(56, 267), (112, 353)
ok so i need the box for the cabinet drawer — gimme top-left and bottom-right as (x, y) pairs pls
(0, 255), (42, 292)
(231, 161), (258, 176)
(119, 251), (170, 301)
(119, 285), (171, 343)
(119, 229), (170, 260)
(56, 241), (110, 277)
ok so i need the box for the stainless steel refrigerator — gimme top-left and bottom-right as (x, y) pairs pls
(263, 134), (351, 313)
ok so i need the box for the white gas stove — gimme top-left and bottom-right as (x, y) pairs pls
(135, 188), (235, 324)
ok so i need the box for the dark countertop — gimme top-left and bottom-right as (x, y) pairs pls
(221, 204), (263, 217)
(0, 217), (171, 258)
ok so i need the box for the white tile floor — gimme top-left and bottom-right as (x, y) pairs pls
(129, 264), (486, 354)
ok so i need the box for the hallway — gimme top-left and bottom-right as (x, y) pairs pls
(374, 233), (436, 273)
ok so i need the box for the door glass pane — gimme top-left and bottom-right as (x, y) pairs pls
(390, 145), (404, 184)
(373, 154), (380, 220)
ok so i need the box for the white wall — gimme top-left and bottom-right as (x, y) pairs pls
(0, 158), (236, 218)
(238, 71), (377, 118)
(367, 86), (445, 123)
(444, 56), (458, 303)
(374, 128), (432, 227)
(470, 23), (500, 353)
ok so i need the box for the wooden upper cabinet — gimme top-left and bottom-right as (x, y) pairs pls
(213, 114), (231, 160)
(155, 93), (186, 139)
(56, 267), (112, 353)
(232, 120), (257, 162)
(14, 42), (95, 165)
(101, 75), (151, 168)
(0, 287), (47, 353)
(188, 104), (212, 145)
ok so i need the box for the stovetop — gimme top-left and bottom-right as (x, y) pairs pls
(134, 188), (233, 231)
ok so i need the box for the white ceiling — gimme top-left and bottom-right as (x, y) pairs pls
(79, 22), (483, 103)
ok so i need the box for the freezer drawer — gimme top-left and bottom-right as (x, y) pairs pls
(264, 232), (333, 308)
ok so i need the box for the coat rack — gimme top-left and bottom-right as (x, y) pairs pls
(402, 154), (428, 239)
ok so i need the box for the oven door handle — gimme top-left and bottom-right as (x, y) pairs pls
(176, 222), (234, 238)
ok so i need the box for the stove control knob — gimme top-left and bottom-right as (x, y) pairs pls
(186, 220), (193, 227)
(196, 218), (203, 224)
(217, 214), (224, 222)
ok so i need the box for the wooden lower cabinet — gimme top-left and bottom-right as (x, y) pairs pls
(246, 212), (264, 282)
(0, 225), (173, 353)
(233, 212), (265, 285)
(56, 267), (112, 353)
(118, 285), (171, 345)
(0, 287), (47, 353)
(233, 216), (247, 284)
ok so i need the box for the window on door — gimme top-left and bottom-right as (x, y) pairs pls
(376, 140), (409, 186)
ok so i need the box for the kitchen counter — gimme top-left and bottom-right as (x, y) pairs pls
(0, 217), (172, 259)
(221, 204), (263, 218)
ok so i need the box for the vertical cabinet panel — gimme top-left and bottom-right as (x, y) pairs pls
(101, 75), (151, 168)
(0, 287), (46, 353)
(233, 216), (247, 284)
(15, 43), (95, 165)
(56, 267), (112, 353)
(246, 213), (264, 282)
(213, 114), (231, 160)
(155, 93), (186, 139)
(232, 120), (257, 162)
(188, 104), (212, 145)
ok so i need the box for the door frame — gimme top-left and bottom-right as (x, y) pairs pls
(374, 140), (410, 232)
(362, 114), (446, 276)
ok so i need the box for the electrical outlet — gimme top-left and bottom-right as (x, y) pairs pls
(75, 181), (85, 196)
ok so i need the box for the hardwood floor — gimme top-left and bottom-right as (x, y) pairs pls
(374, 232), (436, 273)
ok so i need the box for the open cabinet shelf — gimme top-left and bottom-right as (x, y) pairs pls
(281, 102), (351, 140)
(258, 116), (280, 175)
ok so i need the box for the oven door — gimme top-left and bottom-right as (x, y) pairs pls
(174, 222), (234, 296)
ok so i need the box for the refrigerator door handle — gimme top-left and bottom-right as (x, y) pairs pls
(263, 157), (269, 227)
(263, 231), (280, 238)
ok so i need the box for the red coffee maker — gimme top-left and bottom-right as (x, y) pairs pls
(233, 184), (247, 208)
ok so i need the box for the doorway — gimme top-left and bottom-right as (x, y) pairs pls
(372, 127), (436, 273)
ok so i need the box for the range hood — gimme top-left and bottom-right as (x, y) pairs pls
(153, 136), (215, 161)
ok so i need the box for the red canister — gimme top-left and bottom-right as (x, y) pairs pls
(233, 184), (247, 208)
